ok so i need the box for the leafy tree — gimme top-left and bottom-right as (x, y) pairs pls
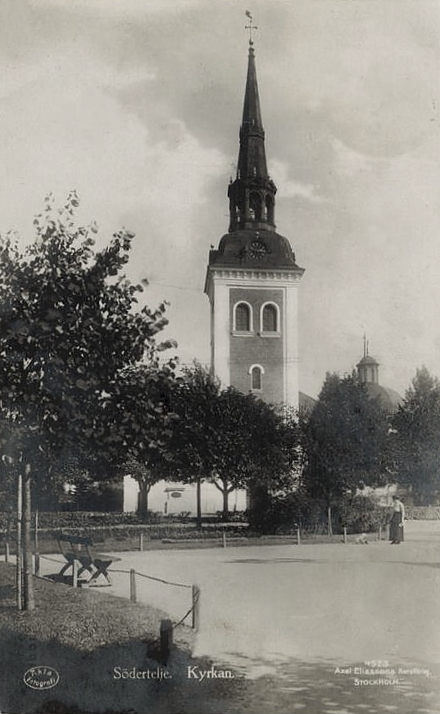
(0, 192), (174, 609)
(163, 365), (218, 526)
(107, 363), (178, 519)
(167, 365), (300, 522)
(391, 366), (440, 505)
(302, 371), (390, 532)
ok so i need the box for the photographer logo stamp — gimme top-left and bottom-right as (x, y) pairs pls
(23, 666), (60, 690)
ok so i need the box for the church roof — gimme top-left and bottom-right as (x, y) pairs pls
(237, 43), (268, 183)
(206, 41), (304, 278)
(208, 228), (303, 271)
(299, 391), (316, 414)
(357, 355), (379, 367)
(364, 383), (402, 414)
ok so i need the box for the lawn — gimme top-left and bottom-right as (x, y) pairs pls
(0, 563), (245, 714)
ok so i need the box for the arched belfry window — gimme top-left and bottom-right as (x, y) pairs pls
(261, 302), (280, 333)
(266, 195), (274, 224)
(249, 364), (264, 392)
(249, 192), (261, 221)
(234, 301), (252, 332)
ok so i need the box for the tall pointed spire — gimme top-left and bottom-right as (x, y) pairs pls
(228, 37), (277, 232)
(237, 43), (267, 180)
(207, 18), (302, 273)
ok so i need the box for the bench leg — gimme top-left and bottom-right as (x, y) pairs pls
(86, 561), (113, 587)
(77, 564), (94, 580)
(58, 562), (72, 577)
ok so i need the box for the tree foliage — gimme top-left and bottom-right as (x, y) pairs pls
(106, 364), (179, 518)
(302, 371), (390, 508)
(0, 191), (176, 477)
(0, 192), (176, 608)
(391, 366), (440, 505)
(166, 365), (300, 520)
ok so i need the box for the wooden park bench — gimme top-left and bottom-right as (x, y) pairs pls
(57, 533), (121, 587)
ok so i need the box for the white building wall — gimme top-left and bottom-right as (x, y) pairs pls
(211, 280), (230, 387)
(284, 280), (300, 410)
(123, 477), (247, 515)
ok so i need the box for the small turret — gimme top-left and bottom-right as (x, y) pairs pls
(356, 338), (402, 413)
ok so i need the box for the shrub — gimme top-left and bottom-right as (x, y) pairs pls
(248, 489), (325, 535)
(333, 494), (388, 534)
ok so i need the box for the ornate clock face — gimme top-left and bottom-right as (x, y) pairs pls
(248, 240), (267, 260)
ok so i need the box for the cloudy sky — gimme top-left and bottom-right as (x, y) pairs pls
(0, 0), (439, 398)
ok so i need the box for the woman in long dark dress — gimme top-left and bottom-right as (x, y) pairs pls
(389, 495), (405, 544)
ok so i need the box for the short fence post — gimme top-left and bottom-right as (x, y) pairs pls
(5, 541), (9, 563)
(378, 526), (382, 541)
(35, 510), (39, 553)
(33, 552), (40, 577)
(192, 584), (200, 630)
(72, 559), (78, 588)
(296, 528), (301, 546)
(160, 619), (173, 664)
(130, 568), (137, 603)
(343, 527), (347, 544)
(139, 533), (144, 552)
(222, 532), (226, 548)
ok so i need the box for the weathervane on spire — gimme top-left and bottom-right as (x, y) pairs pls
(245, 10), (257, 45)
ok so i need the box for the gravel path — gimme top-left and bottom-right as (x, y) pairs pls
(35, 520), (440, 713)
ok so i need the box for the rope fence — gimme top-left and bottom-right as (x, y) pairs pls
(143, 584), (200, 664)
(39, 554), (64, 564)
(131, 569), (192, 590)
(28, 550), (201, 663)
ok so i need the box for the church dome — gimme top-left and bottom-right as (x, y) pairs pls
(364, 382), (402, 414)
(357, 355), (379, 367)
(208, 228), (302, 271)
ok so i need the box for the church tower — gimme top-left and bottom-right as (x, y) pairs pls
(204, 35), (304, 409)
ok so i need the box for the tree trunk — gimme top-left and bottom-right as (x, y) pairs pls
(222, 486), (229, 522)
(327, 505), (333, 537)
(34, 508), (39, 553)
(137, 484), (150, 521)
(22, 464), (35, 611)
(196, 478), (202, 531)
(16, 472), (23, 611)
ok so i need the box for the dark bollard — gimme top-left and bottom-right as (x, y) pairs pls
(5, 541), (9, 563)
(160, 619), (173, 664)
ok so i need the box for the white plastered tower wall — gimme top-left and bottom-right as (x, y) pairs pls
(207, 274), (230, 387)
(284, 274), (301, 409)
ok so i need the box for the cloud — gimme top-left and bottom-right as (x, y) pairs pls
(0, 0), (439, 399)
(32, 0), (201, 18)
(270, 159), (326, 203)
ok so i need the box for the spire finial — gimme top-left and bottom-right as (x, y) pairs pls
(363, 333), (367, 358)
(245, 10), (258, 46)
